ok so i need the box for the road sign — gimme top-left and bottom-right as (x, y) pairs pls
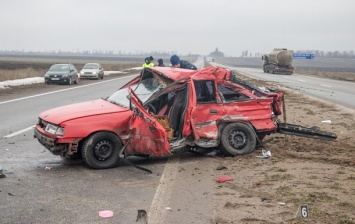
(293, 53), (315, 59)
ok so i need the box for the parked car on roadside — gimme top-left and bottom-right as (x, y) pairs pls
(34, 66), (336, 169)
(79, 63), (104, 79)
(44, 64), (79, 85)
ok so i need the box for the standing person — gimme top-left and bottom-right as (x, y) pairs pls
(170, 55), (197, 70)
(142, 57), (154, 68)
(157, 58), (165, 67)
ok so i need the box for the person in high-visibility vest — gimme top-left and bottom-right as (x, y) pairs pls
(142, 57), (154, 68)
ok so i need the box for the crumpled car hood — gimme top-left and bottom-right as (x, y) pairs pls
(39, 99), (128, 124)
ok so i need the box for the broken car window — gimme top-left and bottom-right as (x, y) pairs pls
(194, 80), (216, 103)
(106, 78), (163, 108)
(218, 83), (251, 102)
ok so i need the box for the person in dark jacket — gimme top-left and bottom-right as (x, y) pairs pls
(157, 58), (165, 67)
(170, 55), (197, 70)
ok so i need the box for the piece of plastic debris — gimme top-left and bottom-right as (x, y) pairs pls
(322, 120), (332, 124)
(99, 210), (113, 218)
(261, 198), (271, 203)
(216, 165), (228, 170)
(216, 176), (233, 183)
(136, 210), (147, 222)
(165, 207), (172, 211)
(5, 149), (9, 151)
(45, 166), (52, 170)
(256, 150), (272, 159)
(278, 202), (286, 205)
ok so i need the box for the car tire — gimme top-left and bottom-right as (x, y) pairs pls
(219, 122), (256, 156)
(101, 73), (104, 79)
(81, 132), (122, 169)
(74, 77), (79, 84)
(68, 77), (73, 85)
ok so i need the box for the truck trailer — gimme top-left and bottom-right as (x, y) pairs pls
(262, 48), (294, 75)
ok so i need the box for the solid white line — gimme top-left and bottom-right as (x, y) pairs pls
(0, 75), (137, 105)
(148, 156), (180, 224)
(321, 84), (332, 88)
(4, 125), (35, 138)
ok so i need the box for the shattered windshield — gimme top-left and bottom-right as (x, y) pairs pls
(106, 77), (163, 108)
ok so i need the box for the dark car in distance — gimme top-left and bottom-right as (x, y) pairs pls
(44, 64), (79, 85)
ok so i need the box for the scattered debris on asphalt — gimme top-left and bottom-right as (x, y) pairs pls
(0, 165), (6, 178)
(99, 210), (113, 218)
(136, 210), (147, 223)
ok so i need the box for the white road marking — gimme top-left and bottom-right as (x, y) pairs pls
(0, 75), (137, 105)
(4, 125), (35, 138)
(321, 84), (332, 88)
(148, 156), (180, 224)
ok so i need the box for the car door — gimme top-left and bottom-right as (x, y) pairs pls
(189, 80), (224, 145)
(127, 87), (172, 157)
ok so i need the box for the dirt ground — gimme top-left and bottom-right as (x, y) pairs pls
(210, 75), (355, 224)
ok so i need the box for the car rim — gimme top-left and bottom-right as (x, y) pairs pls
(228, 130), (248, 149)
(94, 140), (113, 161)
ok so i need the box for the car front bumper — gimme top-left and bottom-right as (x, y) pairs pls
(80, 73), (100, 79)
(34, 127), (66, 155)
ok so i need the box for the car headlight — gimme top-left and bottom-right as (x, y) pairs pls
(45, 123), (64, 136)
(62, 74), (68, 77)
(92, 72), (97, 74)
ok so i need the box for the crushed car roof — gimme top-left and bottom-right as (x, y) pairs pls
(147, 66), (232, 82)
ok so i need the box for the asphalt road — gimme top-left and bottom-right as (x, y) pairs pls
(0, 70), (216, 224)
(211, 61), (355, 110)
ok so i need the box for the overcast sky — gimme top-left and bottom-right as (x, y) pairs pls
(0, 0), (354, 56)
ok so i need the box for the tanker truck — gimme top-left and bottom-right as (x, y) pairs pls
(262, 48), (294, 75)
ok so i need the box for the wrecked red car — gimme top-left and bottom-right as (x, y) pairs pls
(34, 66), (336, 169)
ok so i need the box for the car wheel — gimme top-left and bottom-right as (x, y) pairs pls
(74, 77), (79, 84)
(81, 132), (122, 169)
(68, 77), (73, 85)
(101, 73), (104, 79)
(219, 123), (256, 156)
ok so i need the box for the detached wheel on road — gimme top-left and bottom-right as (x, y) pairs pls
(82, 132), (122, 169)
(219, 123), (257, 156)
